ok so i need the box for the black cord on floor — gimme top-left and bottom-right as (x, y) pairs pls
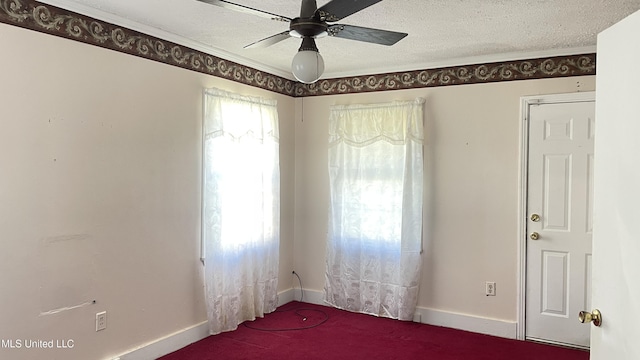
(242, 271), (329, 331)
(242, 308), (329, 331)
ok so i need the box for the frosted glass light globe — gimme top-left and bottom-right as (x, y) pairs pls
(291, 50), (325, 84)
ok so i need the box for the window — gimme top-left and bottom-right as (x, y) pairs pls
(202, 88), (280, 334)
(324, 99), (424, 320)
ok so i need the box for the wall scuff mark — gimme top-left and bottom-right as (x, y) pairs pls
(39, 299), (95, 316)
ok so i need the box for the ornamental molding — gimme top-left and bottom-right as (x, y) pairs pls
(296, 54), (596, 96)
(1, 0), (596, 98)
(0, 0), (297, 96)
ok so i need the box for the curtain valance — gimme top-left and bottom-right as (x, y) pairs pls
(203, 88), (279, 143)
(328, 98), (424, 147)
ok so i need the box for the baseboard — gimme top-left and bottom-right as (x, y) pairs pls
(113, 321), (209, 360)
(277, 288), (296, 306)
(292, 287), (325, 305)
(290, 288), (517, 340)
(111, 289), (296, 360)
(110, 288), (517, 359)
(413, 307), (517, 339)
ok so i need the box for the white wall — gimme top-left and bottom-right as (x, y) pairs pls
(0, 24), (295, 360)
(293, 76), (596, 324)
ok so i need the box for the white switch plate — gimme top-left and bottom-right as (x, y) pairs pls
(96, 311), (107, 331)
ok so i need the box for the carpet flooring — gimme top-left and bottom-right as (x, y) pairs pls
(159, 301), (589, 360)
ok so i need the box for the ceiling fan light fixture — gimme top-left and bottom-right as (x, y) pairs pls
(292, 50), (324, 83)
(291, 37), (324, 84)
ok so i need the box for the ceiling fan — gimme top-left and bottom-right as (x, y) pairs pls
(197, 0), (408, 83)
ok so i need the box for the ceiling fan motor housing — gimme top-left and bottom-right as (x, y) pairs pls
(289, 17), (328, 39)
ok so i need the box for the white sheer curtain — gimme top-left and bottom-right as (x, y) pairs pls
(202, 88), (280, 335)
(324, 98), (424, 321)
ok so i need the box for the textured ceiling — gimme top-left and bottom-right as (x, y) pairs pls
(38, 0), (640, 80)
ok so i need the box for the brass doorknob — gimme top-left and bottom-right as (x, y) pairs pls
(530, 214), (540, 222)
(579, 309), (602, 327)
(530, 232), (540, 240)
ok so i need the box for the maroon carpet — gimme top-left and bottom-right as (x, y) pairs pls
(159, 301), (589, 360)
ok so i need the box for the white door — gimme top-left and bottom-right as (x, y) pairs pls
(525, 94), (595, 348)
(590, 9), (640, 360)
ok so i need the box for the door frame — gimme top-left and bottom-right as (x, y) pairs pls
(516, 91), (596, 341)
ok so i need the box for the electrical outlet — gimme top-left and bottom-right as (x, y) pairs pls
(96, 311), (107, 331)
(485, 282), (496, 296)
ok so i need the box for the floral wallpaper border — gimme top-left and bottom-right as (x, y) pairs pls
(0, 0), (297, 96)
(1, 0), (596, 97)
(296, 54), (596, 97)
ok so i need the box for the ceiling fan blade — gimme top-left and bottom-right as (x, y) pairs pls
(244, 31), (292, 49)
(196, 0), (291, 22)
(317, 0), (383, 22)
(328, 24), (407, 46)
